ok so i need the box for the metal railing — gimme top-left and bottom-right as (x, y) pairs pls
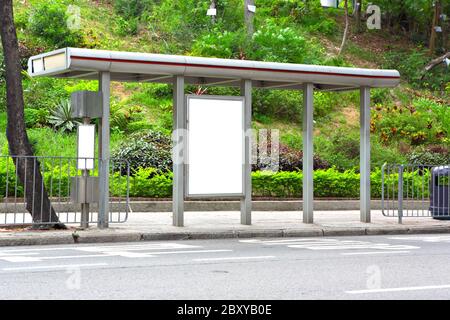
(0, 155), (130, 227)
(381, 163), (450, 223)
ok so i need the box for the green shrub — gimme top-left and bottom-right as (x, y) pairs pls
(28, 2), (83, 48)
(0, 154), (434, 199)
(191, 29), (244, 59)
(113, 0), (154, 20)
(407, 146), (450, 166)
(383, 49), (450, 91)
(253, 89), (302, 121)
(23, 77), (68, 111)
(24, 108), (50, 129)
(110, 103), (145, 133)
(253, 142), (330, 172)
(111, 129), (172, 173)
(250, 22), (307, 63)
(373, 98), (448, 146)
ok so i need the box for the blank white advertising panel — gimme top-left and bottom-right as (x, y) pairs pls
(187, 96), (244, 196)
(77, 124), (95, 170)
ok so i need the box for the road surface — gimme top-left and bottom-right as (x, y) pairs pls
(0, 234), (449, 299)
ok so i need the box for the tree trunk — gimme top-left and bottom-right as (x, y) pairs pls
(0, 0), (65, 229)
(429, 1), (441, 54)
(244, 0), (255, 38)
(339, 0), (350, 56)
(421, 51), (450, 79)
(354, 0), (363, 33)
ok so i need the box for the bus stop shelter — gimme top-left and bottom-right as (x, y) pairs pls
(27, 48), (400, 228)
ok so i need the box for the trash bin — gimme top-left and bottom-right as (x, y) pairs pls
(430, 166), (450, 220)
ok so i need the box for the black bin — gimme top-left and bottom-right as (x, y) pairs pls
(430, 166), (450, 220)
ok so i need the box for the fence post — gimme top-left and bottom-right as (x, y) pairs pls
(398, 165), (404, 224)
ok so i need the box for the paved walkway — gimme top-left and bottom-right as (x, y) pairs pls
(1, 210), (449, 246)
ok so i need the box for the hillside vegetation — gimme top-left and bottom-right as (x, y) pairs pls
(0, 0), (449, 176)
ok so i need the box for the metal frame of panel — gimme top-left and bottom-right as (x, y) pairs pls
(185, 94), (246, 198)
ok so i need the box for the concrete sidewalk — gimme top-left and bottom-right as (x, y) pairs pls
(1, 210), (450, 246)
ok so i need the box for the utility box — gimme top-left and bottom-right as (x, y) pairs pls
(71, 91), (103, 119)
(430, 166), (450, 220)
(70, 176), (100, 204)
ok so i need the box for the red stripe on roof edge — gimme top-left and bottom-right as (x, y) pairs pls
(70, 56), (400, 80)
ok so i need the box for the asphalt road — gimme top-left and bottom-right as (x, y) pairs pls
(0, 234), (450, 300)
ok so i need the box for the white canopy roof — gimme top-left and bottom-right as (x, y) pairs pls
(28, 47), (400, 91)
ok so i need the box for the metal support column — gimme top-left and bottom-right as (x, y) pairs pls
(240, 79), (252, 225)
(80, 116), (91, 229)
(173, 76), (185, 227)
(303, 83), (314, 224)
(360, 86), (371, 223)
(98, 72), (110, 229)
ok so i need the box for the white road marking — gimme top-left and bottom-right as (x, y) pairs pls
(341, 251), (410, 256)
(0, 247), (233, 262)
(0, 253), (39, 256)
(2, 263), (108, 271)
(241, 238), (419, 251)
(389, 236), (450, 243)
(193, 256), (275, 262)
(346, 284), (450, 294)
(0, 242), (200, 254)
(150, 249), (232, 255)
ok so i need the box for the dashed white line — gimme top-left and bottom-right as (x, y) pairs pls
(2, 263), (108, 271)
(346, 284), (450, 294)
(341, 251), (411, 256)
(193, 256), (276, 262)
(151, 249), (232, 255)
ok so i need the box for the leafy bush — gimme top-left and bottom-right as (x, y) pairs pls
(28, 2), (83, 48)
(48, 99), (81, 133)
(253, 141), (330, 172)
(407, 146), (450, 166)
(250, 22), (307, 63)
(383, 49), (450, 91)
(23, 77), (68, 111)
(148, 0), (214, 52)
(110, 102), (145, 133)
(111, 129), (172, 173)
(316, 129), (361, 170)
(373, 98), (448, 146)
(24, 108), (50, 129)
(0, 153), (435, 199)
(191, 29), (244, 59)
(253, 89), (302, 121)
(113, 0), (154, 21)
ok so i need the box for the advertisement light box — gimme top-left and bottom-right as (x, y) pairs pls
(77, 124), (95, 170)
(186, 95), (245, 197)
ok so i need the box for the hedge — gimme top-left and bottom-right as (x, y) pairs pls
(0, 158), (432, 199)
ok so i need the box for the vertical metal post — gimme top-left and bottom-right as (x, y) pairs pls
(80, 117), (90, 229)
(303, 83), (314, 224)
(398, 165), (404, 224)
(98, 74), (103, 164)
(98, 72), (110, 229)
(240, 79), (252, 225)
(360, 86), (371, 223)
(173, 76), (185, 227)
